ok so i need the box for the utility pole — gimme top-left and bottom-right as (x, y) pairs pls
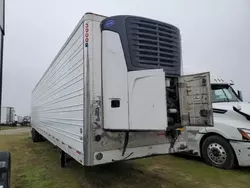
(0, 0), (5, 126)
(0, 2), (10, 188)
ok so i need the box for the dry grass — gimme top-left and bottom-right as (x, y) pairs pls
(0, 126), (18, 130)
(0, 134), (250, 188)
(0, 126), (28, 131)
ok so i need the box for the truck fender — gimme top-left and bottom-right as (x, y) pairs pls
(205, 127), (232, 140)
(199, 128), (234, 157)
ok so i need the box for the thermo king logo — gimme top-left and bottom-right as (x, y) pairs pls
(104, 20), (115, 28)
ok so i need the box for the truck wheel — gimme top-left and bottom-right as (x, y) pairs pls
(202, 135), (236, 169)
(0, 151), (11, 188)
(31, 128), (42, 142)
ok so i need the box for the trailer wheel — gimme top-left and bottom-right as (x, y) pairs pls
(31, 128), (42, 142)
(202, 135), (236, 169)
(0, 151), (11, 188)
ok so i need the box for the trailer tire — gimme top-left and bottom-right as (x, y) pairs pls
(0, 151), (11, 188)
(202, 135), (236, 169)
(31, 128), (42, 142)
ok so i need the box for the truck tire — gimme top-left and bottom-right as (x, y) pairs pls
(0, 151), (11, 188)
(31, 128), (42, 142)
(202, 135), (236, 169)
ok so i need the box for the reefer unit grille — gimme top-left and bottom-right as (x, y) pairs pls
(126, 17), (181, 76)
(101, 15), (182, 76)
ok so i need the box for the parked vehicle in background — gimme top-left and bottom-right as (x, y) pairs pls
(13, 114), (18, 126)
(16, 116), (24, 125)
(22, 116), (30, 126)
(0, 107), (15, 125)
(31, 13), (214, 167)
(186, 76), (250, 169)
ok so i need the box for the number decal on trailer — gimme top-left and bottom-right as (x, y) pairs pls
(85, 23), (89, 47)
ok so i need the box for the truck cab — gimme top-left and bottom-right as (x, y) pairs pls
(186, 76), (250, 169)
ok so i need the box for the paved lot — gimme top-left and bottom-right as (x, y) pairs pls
(0, 127), (30, 135)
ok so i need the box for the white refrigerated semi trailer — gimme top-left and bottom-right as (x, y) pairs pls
(1, 107), (15, 125)
(31, 12), (214, 167)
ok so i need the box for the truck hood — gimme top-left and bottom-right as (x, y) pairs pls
(213, 102), (250, 115)
(213, 102), (250, 129)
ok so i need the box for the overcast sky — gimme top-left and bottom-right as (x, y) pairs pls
(2, 0), (250, 116)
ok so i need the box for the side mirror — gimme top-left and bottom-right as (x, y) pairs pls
(0, 152), (11, 188)
(237, 90), (243, 101)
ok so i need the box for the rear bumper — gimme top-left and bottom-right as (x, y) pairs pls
(92, 141), (187, 165)
(230, 141), (250, 166)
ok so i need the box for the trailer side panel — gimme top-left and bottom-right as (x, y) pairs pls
(31, 21), (85, 164)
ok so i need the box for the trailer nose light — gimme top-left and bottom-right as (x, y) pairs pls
(238, 128), (250, 141)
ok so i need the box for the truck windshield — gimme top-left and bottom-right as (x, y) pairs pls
(211, 84), (239, 103)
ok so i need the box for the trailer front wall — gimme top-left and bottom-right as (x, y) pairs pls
(86, 14), (187, 165)
(31, 22), (85, 163)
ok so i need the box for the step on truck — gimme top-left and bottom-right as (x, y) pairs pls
(31, 12), (214, 167)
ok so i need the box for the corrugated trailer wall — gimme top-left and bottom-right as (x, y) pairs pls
(31, 22), (85, 162)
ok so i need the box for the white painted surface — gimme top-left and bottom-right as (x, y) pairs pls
(214, 102), (250, 117)
(128, 69), (168, 130)
(1, 107), (14, 124)
(1, 107), (7, 124)
(93, 140), (187, 165)
(17, 116), (23, 123)
(102, 31), (129, 130)
(36, 126), (84, 164)
(230, 141), (250, 166)
(31, 21), (84, 154)
(102, 31), (167, 131)
(210, 75), (234, 85)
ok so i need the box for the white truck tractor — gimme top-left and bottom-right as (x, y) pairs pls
(186, 76), (250, 169)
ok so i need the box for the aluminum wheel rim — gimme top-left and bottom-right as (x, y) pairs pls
(207, 143), (227, 165)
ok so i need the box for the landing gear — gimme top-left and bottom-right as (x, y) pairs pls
(60, 150), (73, 168)
(31, 128), (44, 142)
